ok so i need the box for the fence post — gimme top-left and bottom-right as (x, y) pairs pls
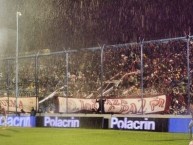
(186, 35), (191, 111)
(65, 52), (69, 113)
(140, 38), (144, 114)
(6, 60), (10, 113)
(100, 45), (105, 114)
(35, 52), (39, 111)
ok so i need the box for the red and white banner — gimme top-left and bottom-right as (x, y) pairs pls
(58, 95), (166, 114)
(0, 95), (166, 114)
(0, 97), (37, 112)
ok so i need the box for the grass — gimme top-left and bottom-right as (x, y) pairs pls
(0, 127), (189, 145)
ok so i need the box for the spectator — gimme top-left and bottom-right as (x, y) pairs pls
(21, 109), (26, 114)
(0, 106), (8, 128)
(30, 107), (36, 116)
(96, 97), (106, 114)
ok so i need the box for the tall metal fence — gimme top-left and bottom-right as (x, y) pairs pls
(0, 35), (193, 115)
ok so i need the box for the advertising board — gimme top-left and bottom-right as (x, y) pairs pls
(36, 116), (105, 129)
(0, 115), (36, 127)
(110, 117), (168, 132)
(169, 118), (191, 133)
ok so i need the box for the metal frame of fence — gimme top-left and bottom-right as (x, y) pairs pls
(0, 35), (193, 114)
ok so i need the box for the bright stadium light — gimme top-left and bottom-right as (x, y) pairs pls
(16, 11), (21, 113)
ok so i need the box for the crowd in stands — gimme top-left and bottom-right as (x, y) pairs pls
(0, 38), (193, 115)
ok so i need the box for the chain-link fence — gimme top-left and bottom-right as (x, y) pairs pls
(0, 36), (193, 115)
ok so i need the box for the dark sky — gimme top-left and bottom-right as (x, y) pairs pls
(0, 0), (193, 55)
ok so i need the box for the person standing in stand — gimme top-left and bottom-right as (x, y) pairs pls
(96, 97), (106, 114)
(30, 107), (37, 116)
(0, 106), (8, 128)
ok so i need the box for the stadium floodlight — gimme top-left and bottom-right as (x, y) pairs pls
(16, 11), (21, 113)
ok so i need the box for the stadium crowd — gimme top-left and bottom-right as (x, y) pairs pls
(0, 38), (193, 115)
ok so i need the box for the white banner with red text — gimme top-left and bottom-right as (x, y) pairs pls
(0, 97), (37, 112)
(58, 95), (166, 114)
(0, 95), (166, 114)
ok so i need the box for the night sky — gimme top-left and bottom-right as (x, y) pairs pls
(0, 0), (193, 55)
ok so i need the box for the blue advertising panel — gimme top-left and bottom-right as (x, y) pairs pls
(0, 115), (36, 127)
(169, 118), (191, 133)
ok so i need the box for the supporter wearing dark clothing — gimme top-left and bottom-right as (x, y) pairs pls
(96, 97), (106, 114)
(30, 107), (36, 116)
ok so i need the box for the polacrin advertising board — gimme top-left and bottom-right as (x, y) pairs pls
(110, 117), (168, 132)
(36, 116), (105, 129)
(44, 116), (80, 128)
(0, 115), (36, 127)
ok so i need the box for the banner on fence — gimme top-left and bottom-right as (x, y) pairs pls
(58, 95), (166, 114)
(0, 95), (166, 114)
(0, 97), (37, 112)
